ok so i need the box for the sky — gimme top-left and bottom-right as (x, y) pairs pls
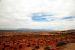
(0, 0), (75, 30)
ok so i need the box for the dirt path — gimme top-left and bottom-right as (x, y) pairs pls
(62, 43), (75, 50)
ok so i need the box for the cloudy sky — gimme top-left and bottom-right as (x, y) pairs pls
(0, 0), (75, 30)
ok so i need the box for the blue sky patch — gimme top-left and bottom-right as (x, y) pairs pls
(62, 16), (75, 19)
(32, 16), (48, 22)
(32, 12), (54, 22)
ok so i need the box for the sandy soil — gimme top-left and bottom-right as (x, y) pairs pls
(62, 43), (75, 50)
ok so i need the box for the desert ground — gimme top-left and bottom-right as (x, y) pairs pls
(0, 30), (75, 50)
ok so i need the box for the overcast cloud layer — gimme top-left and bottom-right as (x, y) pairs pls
(0, 0), (75, 30)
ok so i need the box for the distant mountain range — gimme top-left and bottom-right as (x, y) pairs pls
(0, 28), (75, 32)
(0, 28), (52, 32)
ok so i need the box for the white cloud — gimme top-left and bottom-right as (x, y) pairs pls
(0, 0), (75, 30)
